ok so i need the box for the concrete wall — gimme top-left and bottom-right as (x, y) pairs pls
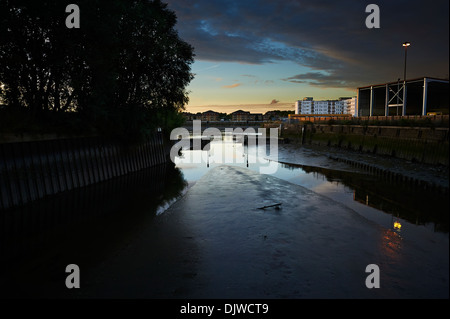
(288, 114), (449, 125)
(284, 124), (449, 166)
(0, 134), (170, 210)
(0, 162), (176, 262)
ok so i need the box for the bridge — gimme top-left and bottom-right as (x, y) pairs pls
(181, 120), (280, 132)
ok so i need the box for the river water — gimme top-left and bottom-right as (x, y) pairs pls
(176, 138), (449, 237)
(0, 137), (448, 299)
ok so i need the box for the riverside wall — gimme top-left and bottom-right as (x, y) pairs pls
(0, 134), (170, 211)
(283, 123), (449, 166)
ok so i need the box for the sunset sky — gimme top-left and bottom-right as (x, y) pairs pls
(166, 0), (449, 114)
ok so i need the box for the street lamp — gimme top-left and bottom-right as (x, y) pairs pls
(401, 42), (411, 116)
(402, 42), (411, 82)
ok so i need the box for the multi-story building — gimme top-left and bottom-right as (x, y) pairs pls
(230, 110), (264, 121)
(295, 97), (349, 115)
(202, 110), (220, 121)
(314, 101), (330, 114)
(231, 110), (250, 121)
(295, 97), (312, 114)
(341, 97), (357, 117)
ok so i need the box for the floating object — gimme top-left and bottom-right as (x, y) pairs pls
(258, 203), (282, 210)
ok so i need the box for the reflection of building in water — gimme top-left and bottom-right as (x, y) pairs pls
(300, 165), (447, 232)
(354, 190), (389, 215)
(351, 183), (447, 233)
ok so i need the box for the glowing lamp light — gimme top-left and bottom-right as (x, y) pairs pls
(393, 221), (402, 230)
(402, 42), (411, 47)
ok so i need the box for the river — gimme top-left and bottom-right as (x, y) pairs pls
(0, 138), (448, 299)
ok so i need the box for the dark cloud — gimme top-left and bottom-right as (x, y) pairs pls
(282, 72), (360, 88)
(167, 0), (449, 87)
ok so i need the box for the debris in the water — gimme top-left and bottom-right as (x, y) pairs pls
(257, 203), (282, 210)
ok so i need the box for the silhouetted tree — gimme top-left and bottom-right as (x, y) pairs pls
(0, 1), (76, 114)
(0, 0), (194, 139)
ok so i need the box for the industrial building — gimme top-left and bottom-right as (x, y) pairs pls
(357, 77), (449, 117)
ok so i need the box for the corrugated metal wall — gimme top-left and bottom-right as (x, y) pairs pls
(0, 134), (169, 211)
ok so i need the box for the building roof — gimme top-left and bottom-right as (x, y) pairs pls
(357, 77), (449, 90)
(203, 110), (219, 114)
(231, 110), (250, 114)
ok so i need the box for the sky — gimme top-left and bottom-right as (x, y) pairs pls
(165, 0), (449, 114)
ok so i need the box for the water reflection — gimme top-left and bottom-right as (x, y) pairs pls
(283, 162), (449, 233)
(175, 139), (449, 234)
(379, 228), (403, 263)
(0, 163), (187, 282)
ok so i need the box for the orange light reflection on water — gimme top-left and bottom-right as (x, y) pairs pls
(379, 227), (403, 263)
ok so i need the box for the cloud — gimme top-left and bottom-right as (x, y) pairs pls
(240, 75), (275, 86)
(168, 0), (449, 87)
(207, 76), (223, 82)
(282, 72), (358, 88)
(222, 83), (242, 89)
(196, 64), (221, 72)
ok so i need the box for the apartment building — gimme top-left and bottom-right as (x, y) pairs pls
(342, 97), (357, 117)
(202, 110), (220, 121)
(231, 110), (250, 121)
(295, 97), (351, 115)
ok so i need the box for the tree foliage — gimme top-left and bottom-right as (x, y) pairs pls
(0, 0), (194, 140)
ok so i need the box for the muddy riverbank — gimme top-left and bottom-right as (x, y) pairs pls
(1, 141), (448, 299)
(271, 143), (449, 190)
